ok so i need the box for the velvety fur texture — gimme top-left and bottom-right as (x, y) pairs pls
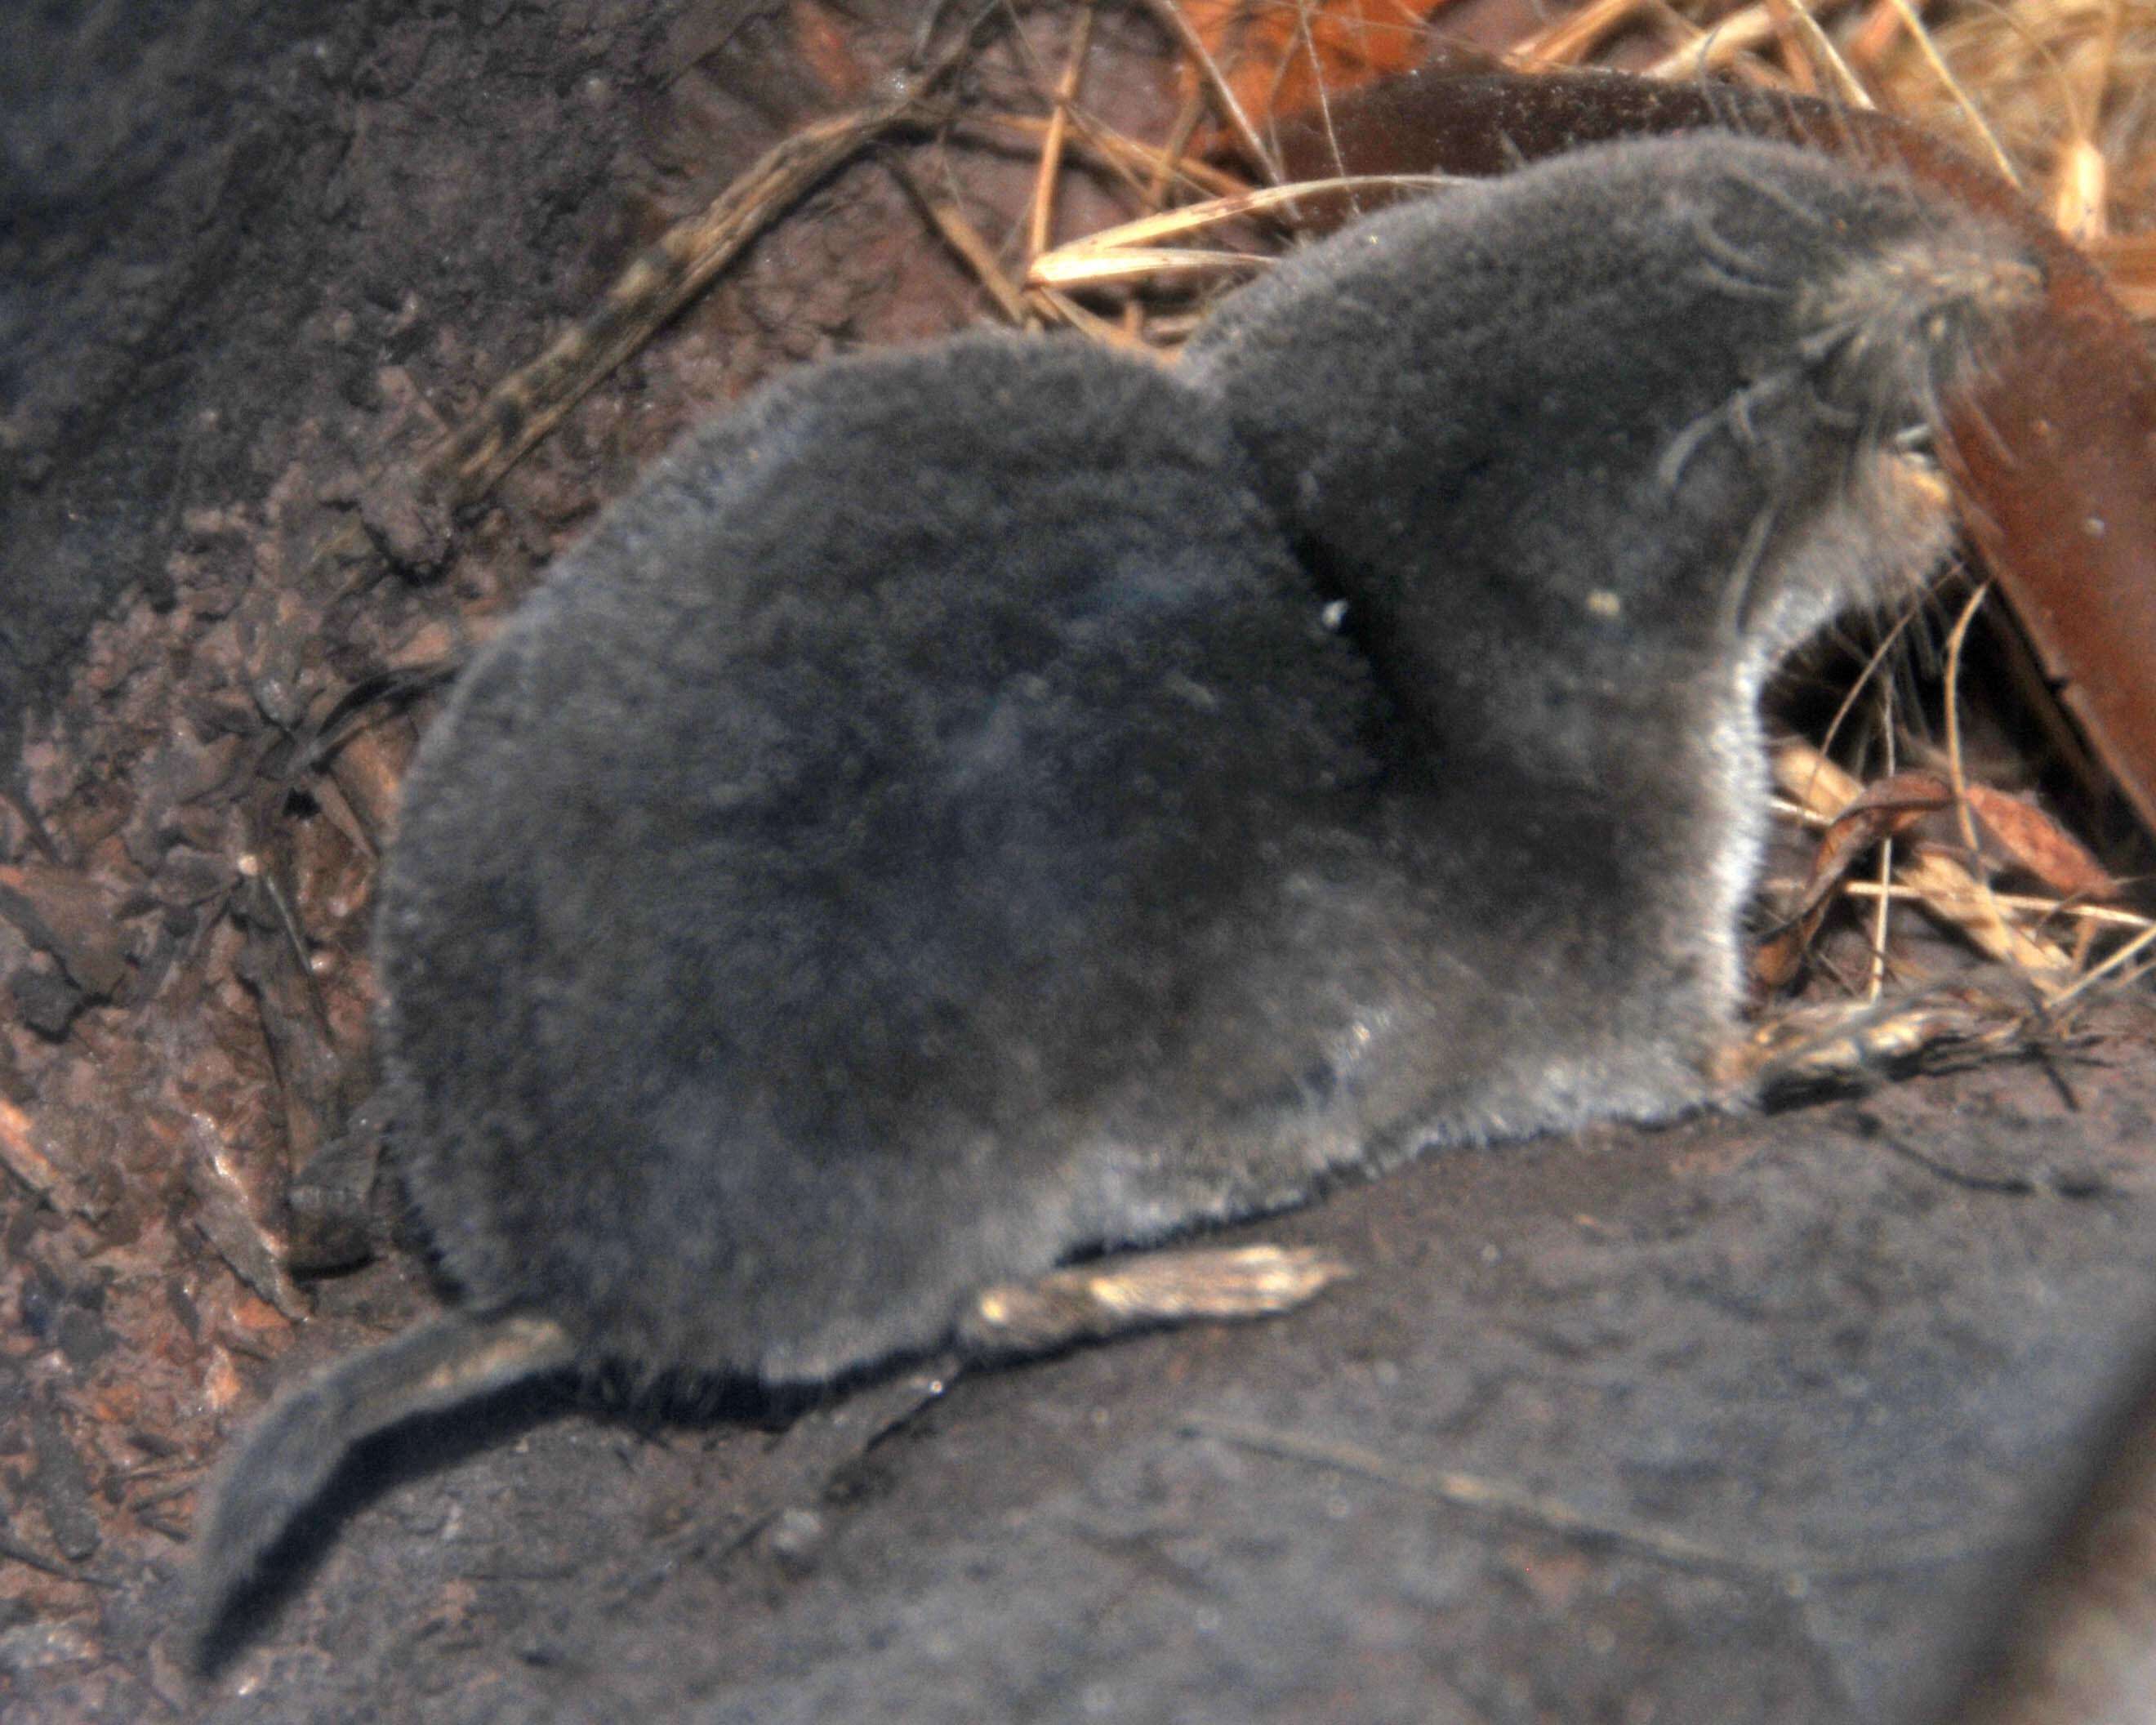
(1182, 131), (2036, 1112)
(377, 333), (1381, 1383)
(189, 135), (2038, 1656)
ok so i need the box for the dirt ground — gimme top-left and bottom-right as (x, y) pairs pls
(4, 2), (2156, 1722)
(181, 1012), (2156, 1725)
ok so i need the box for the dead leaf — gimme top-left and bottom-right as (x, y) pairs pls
(1183, 0), (1446, 135)
(1961, 782), (2120, 901)
(1756, 769), (1953, 987)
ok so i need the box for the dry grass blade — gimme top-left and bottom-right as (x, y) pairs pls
(1029, 285), (1153, 347)
(893, 163), (1035, 324)
(1028, 171), (1459, 291)
(1050, 172), (1459, 253)
(1186, 1417), (1800, 1575)
(1284, 0), (1348, 180)
(1029, 246), (1273, 289)
(1027, 0), (1099, 260)
(2038, 920), (2156, 1012)
(2056, 136), (2110, 239)
(2053, 2), (2116, 237)
(1868, 825), (1897, 998)
(1143, 87), (1213, 215)
(1876, 0), (2020, 181)
(1763, 0), (1876, 104)
(1940, 582), (1991, 883)
(1831, 880), (2153, 933)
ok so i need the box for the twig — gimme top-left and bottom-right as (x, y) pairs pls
(1936, 582), (2039, 990)
(893, 163), (1035, 324)
(1288, 0), (1348, 178)
(0, 1531), (118, 1588)
(1045, 172), (1458, 252)
(1027, 0), (1098, 260)
(1030, 285), (1154, 349)
(1820, 880), (2156, 934)
(1030, 247), (1272, 289)
(1136, 0), (1282, 184)
(1869, 716), (1897, 1001)
(2038, 921), (2156, 1014)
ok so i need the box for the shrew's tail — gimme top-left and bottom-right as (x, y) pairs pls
(188, 1308), (577, 1664)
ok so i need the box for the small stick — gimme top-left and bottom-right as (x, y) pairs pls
(1869, 711), (1897, 1002)
(1032, 171), (1457, 267)
(1144, 87), (1213, 207)
(1844, 0), (1906, 70)
(1287, 0), (1348, 180)
(893, 163), (1034, 324)
(2037, 921), (2156, 1014)
(1029, 247), (1271, 290)
(1815, 602), (1922, 767)
(1138, 0), (1282, 184)
(1820, 880), (2154, 935)
(1027, 0), (1098, 261)
(1938, 582), (2031, 983)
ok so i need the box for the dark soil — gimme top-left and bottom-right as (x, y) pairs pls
(4, 3), (2155, 1722)
(176, 1016), (2156, 1725)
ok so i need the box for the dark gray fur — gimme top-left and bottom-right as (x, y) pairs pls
(1182, 131), (2034, 1090)
(189, 134), (2036, 1654)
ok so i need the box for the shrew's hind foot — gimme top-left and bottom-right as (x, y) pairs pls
(957, 1244), (1352, 1360)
